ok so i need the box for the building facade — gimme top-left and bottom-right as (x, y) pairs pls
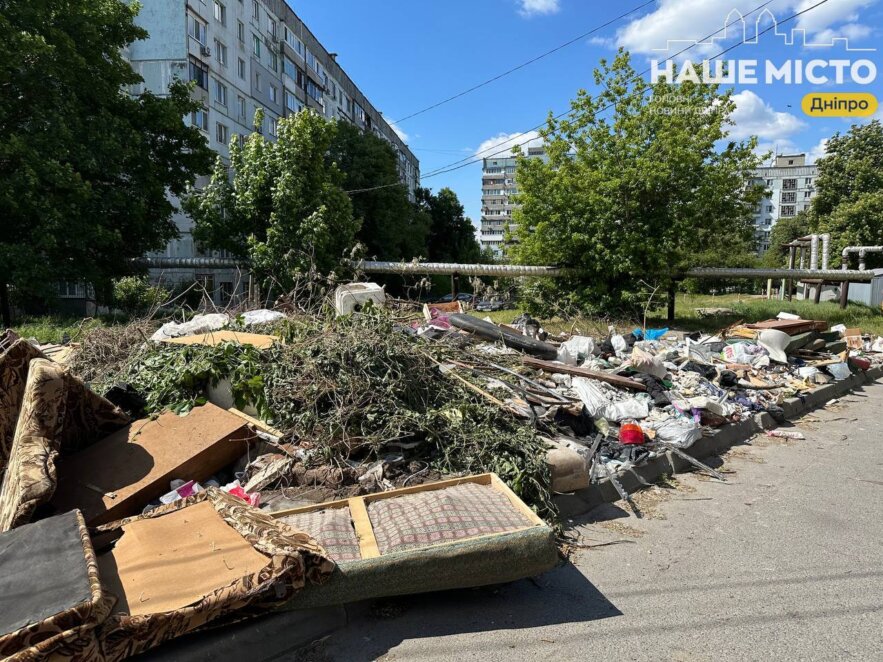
(479, 146), (546, 258)
(127, 0), (419, 299)
(751, 154), (818, 253)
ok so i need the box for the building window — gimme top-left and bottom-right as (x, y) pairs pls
(269, 117), (278, 136)
(767, 205), (774, 213)
(237, 57), (246, 79)
(283, 56), (296, 79)
(188, 15), (207, 44)
(237, 20), (244, 42)
(804, 191), (812, 199)
(252, 0), (259, 20)
(269, 51), (278, 72)
(214, 79), (227, 106)
(805, 177), (813, 186)
(306, 50), (317, 72)
(214, 40), (227, 66)
(781, 191), (796, 203)
(189, 59), (208, 89)
(216, 122), (229, 145)
(213, 1), (226, 25)
(268, 84), (278, 103)
(255, 72), (261, 92)
(268, 18), (276, 37)
(191, 105), (209, 131)
(252, 34), (261, 57)
(306, 78), (322, 102)
(781, 205), (796, 217)
(354, 102), (365, 121)
(284, 27), (304, 56)
(783, 178), (797, 190)
(238, 95), (246, 119)
(284, 89), (300, 112)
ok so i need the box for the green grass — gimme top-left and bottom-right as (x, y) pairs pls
(10, 315), (108, 344)
(481, 293), (883, 337)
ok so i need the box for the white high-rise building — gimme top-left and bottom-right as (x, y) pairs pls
(750, 154), (818, 253)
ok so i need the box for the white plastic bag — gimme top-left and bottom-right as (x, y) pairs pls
(150, 313), (230, 341)
(631, 346), (667, 379)
(240, 309), (285, 326)
(557, 336), (595, 366)
(643, 417), (703, 448)
(572, 377), (649, 421)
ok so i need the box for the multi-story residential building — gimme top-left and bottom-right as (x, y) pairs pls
(127, 0), (419, 300)
(479, 146), (546, 258)
(751, 154), (818, 253)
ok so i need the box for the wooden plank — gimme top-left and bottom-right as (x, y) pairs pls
(227, 407), (285, 438)
(348, 497), (380, 560)
(162, 330), (280, 349)
(521, 357), (647, 391)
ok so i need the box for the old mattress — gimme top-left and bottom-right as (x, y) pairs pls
(0, 510), (112, 661)
(0, 358), (129, 532)
(274, 474), (559, 609)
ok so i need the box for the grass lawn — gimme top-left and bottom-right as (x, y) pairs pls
(10, 315), (109, 344)
(483, 293), (883, 337)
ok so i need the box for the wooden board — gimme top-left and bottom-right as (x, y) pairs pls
(521, 356), (647, 391)
(162, 330), (279, 349)
(51, 404), (252, 526)
(746, 319), (828, 334)
(98, 501), (267, 617)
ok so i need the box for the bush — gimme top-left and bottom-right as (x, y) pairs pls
(112, 276), (169, 316)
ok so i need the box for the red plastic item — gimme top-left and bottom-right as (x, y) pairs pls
(849, 356), (870, 371)
(619, 423), (645, 445)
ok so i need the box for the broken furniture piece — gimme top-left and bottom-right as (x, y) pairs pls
(51, 403), (253, 526)
(273, 473), (558, 609)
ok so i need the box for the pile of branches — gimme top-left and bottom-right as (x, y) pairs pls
(71, 311), (556, 520)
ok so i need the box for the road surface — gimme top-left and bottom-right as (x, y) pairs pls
(318, 381), (883, 662)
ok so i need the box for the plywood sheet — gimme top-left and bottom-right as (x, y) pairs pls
(98, 501), (268, 617)
(52, 404), (251, 525)
(162, 331), (279, 349)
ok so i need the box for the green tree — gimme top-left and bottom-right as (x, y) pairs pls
(330, 122), (429, 260)
(186, 110), (357, 291)
(417, 187), (482, 263)
(508, 50), (764, 316)
(112, 276), (169, 316)
(810, 120), (883, 268)
(0, 0), (213, 325)
(762, 212), (813, 268)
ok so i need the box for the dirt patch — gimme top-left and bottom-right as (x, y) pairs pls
(598, 520), (646, 538)
(723, 446), (767, 464)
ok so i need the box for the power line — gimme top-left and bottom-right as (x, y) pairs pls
(347, 0), (829, 194)
(392, 0), (658, 124)
(419, 0), (785, 179)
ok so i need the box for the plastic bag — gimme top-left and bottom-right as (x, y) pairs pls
(150, 313), (230, 341)
(572, 377), (649, 421)
(643, 417), (703, 449)
(631, 346), (667, 379)
(557, 336), (595, 366)
(826, 362), (851, 381)
(240, 309), (285, 326)
(722, 342), (761, 364)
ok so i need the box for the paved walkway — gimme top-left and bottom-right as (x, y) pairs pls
(320, 381), (883, 662)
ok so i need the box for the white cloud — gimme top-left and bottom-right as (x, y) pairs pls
(387, 120), (408, 143)
(728, 90), (805, 140)
(476, 130), (543, 157)
(518, 0), (560, 18)
(807, 137), (829, 163)
(612, 0), (877, 55)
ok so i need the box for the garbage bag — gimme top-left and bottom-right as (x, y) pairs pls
(150, 313), (230, 341)
(572, 378), (650, 422)
(643, 416), (703, 449)
(240, 309), (285, 326)
(557, 336), (595, 366)
(631, 346), (667, 379)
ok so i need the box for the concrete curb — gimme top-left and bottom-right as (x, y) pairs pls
(554, 365), (883, 518)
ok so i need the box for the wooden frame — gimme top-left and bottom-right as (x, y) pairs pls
(271, 473), (546, 560)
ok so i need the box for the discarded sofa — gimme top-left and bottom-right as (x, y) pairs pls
(0, 490), (334, 661)
(273, 473), (558, 609)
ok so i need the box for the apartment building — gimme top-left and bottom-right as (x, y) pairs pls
(751, 154), (818, 253)
(479, 146), (546, 258)
(127, 0), (419, 299)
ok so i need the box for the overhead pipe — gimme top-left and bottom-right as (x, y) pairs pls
(686, 267), (874, 282)
(138, 257), (244, 269)
(350, 260), (573, 278)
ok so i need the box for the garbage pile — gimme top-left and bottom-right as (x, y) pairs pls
(2, 288), (881, 659)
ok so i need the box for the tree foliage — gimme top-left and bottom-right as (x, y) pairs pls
(330, 122), (429, 260)
(417, 187), (482, 264)
(508, 50), (764, 315)
(186, 110), (357, 290)
(762, 212), (813, 268)
(809, 120), (883, 268)
(0, 0), (213, 323)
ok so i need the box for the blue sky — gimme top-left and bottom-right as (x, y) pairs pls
(294, 0), (883, 228)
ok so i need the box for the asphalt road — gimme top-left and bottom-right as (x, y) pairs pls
(319, 381), (883, 662)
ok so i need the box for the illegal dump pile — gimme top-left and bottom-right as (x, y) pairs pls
(1, 290), (881, 660)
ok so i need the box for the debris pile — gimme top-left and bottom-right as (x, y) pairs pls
(2, 287), (881, 659)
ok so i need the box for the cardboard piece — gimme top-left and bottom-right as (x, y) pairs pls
(422, 301), (464, 322)
(843, 328), (864, 350)
(51, 404), (252, 525)
(162, 330), (279, 349)
(98, 501), (268, 617)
